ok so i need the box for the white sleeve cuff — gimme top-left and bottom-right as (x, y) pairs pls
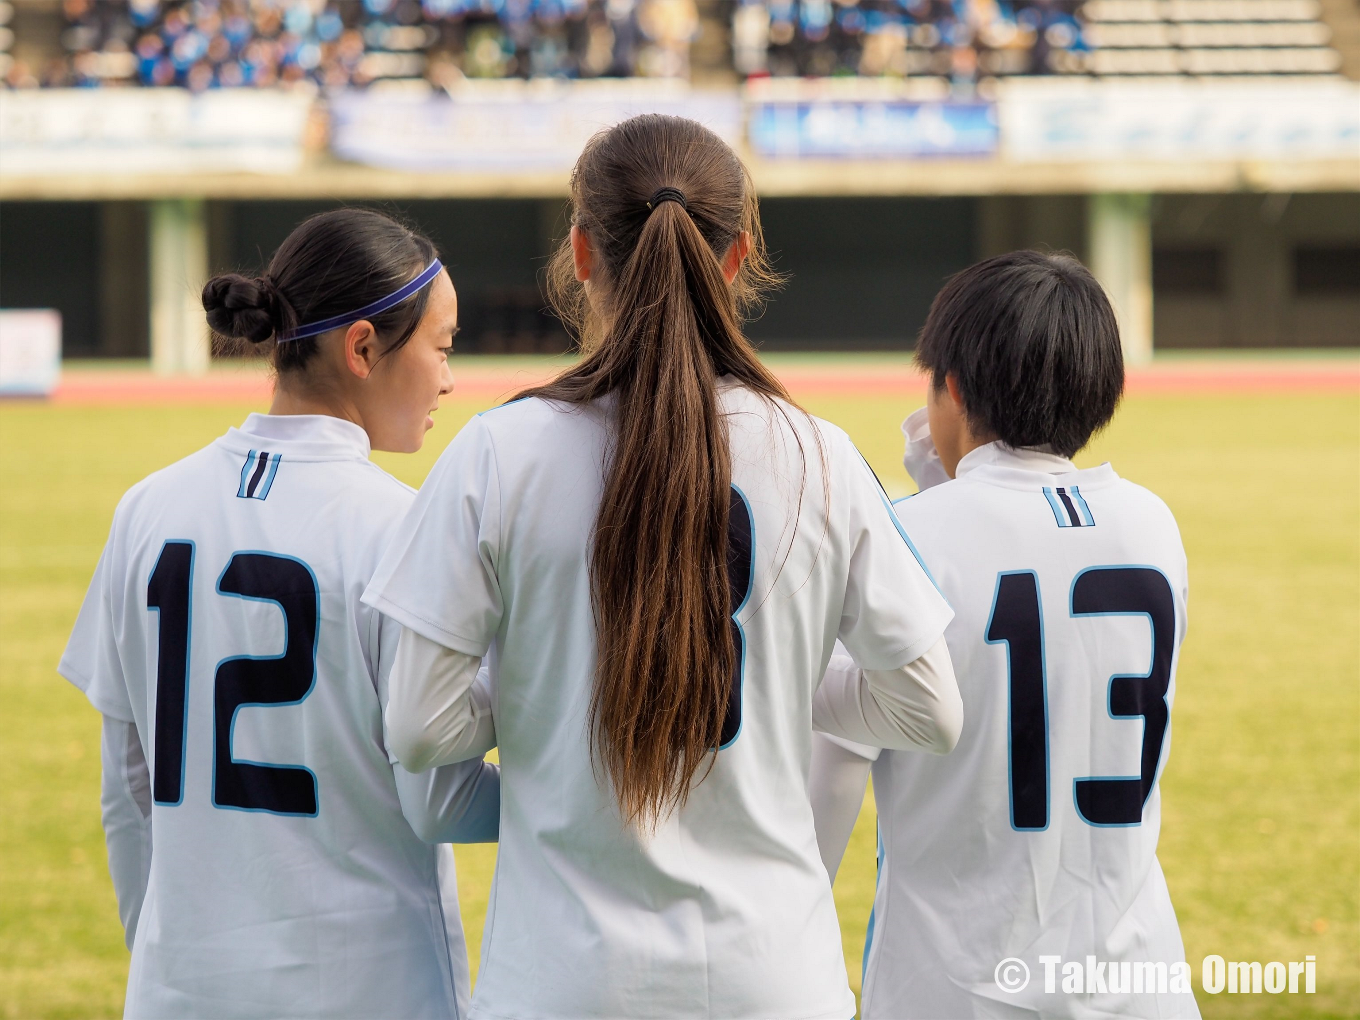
(819, 731), (882, 762)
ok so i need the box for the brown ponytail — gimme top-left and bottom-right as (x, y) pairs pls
(516, 114), (792, 826)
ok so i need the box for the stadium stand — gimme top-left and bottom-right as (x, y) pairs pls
(0, 2), (1354, 363)
(0, 0), (1347, 91)
(2, 0), (703, 89)
(733, 0), (1348, 81)
(1080, 0), (1342, 77)
(733, 0), (1092, 80)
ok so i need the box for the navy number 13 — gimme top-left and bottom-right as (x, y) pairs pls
(986, 566), (1175, 830)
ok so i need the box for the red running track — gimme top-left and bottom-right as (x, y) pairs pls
(40, 360), (1360, 405)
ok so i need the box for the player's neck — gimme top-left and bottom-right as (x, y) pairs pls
(268, 382), (365, 432)
(953, 432), (995, 471)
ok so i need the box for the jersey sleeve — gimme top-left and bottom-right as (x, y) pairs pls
(818, 643), (881, 760)
(363, 415), (503, 657)
(369, 595), (501, 843)
(100, 714), (152, 948)
(59, 530), (136, 723)
(837, 448), (954, 671)
(820, 732), (882, 762)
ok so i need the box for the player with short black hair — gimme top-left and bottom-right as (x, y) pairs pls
(914, 248), (1125, 461)
(811, 250), (1201, 1018)
(61, 208), (498, 1019)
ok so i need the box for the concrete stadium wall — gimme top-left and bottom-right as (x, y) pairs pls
(975, 192), (1360, 349)
(1152, 192), (1360, 349)
(2, 193), (1355, 358)
(750, 198), (976, 350)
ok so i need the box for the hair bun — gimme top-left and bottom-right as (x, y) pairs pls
(202, 273), (280, 345)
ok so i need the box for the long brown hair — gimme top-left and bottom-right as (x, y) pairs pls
(516, 114), (791, 826)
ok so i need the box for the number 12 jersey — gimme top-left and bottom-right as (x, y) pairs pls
(60, 414), (491, 1019)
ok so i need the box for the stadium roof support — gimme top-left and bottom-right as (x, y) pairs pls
(1090, 193), (1155, 365)
(149, 199), (210, 377)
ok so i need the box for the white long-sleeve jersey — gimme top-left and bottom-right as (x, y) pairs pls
(61, 413), (498, 1020)
(363, 382), (955, 1020)
(841, 411), (1200, 1019)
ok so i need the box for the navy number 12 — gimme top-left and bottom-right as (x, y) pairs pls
(147, 543), (319, 816)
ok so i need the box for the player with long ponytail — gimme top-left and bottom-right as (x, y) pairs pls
(367, 115), (964, 1018)
(527, 116), (794, 825)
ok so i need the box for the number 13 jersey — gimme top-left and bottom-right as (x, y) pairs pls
(860, 438), (1200, 1019)
(59, 414), (488, 1020)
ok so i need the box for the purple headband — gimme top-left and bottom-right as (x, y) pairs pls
(280, 258), (443, 342)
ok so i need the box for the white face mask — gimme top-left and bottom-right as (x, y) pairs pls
(901, 407), (949, 492)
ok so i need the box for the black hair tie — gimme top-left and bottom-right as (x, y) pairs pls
(646, 187), (688, 213)
(256, 274), (282, 313)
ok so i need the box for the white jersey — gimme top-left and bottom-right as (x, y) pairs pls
(854, 437), (1199, 1019)
(59, 414), (494, 1020)
(363, 380), (953, 1019)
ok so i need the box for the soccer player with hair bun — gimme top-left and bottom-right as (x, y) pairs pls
(364, 114), (963, 1018)
(60, 208), (498, 1019)
(810, 250), (1200, 1019)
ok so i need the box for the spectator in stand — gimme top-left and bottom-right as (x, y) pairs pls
(6, 0), (699, 90)
(739, 0), (1088, 84)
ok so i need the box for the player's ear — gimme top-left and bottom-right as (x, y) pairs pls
(944, 372), (966, 410)
(342, 320), (379, 379)
(721, 230), (752, 284)
(570, 225), (592, 283)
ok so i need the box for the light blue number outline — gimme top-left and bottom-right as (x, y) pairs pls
(211, 550), (321, 818)
(1068, 563), (1176, 829)
(984, 569), (1052, 833)
(147, 539), (196, 807)
(719, 484), (756, 751)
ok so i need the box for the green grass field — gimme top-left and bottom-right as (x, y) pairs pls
(1, 371), (1356, 1018)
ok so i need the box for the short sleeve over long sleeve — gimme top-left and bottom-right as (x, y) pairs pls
(363, 415), (504, 657)
(59, 525), (136, 723)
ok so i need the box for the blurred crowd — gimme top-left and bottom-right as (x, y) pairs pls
(3, 0), (703, 89)
(1, 0), (1088, 89)
(734, 0), (1088, 80)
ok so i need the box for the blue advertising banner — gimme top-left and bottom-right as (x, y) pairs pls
(748, 100), (998, 159)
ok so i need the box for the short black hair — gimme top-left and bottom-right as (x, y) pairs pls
(915, 250), (1124, 458)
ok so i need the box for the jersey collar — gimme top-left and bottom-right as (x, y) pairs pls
(223, 413), (372, 461)
(955, 441), (1118, 490)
